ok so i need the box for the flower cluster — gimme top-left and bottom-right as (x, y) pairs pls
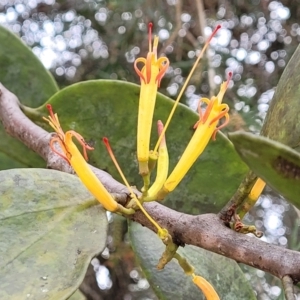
(44, 23), (231, 299)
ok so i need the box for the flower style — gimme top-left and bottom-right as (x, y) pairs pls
(157, 72), (232, 200)
(43, 104), (123, 213)
(134, 23), (169, 176)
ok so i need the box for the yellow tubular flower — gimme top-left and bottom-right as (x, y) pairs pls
(43, 104), (120, 213)
(134, 23), (169, 176)
(192, 275), (220, 300)
(143, 120), (169, 201)
(238, 177), (266, 219)
(174, 252), (219, 299)
(157, 72), (232, 200)
(249, 178), (266, 201)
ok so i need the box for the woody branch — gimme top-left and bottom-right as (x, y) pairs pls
(1, 82), (300, 283)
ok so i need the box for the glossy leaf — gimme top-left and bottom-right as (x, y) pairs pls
(0, 168), (108, 300)
(129, 221), (256, 300)
(0, 25), (58, 170)
(34, 80), (248, 214)
(229, 131), (300, 208)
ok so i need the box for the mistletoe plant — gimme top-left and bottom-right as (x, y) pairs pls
(1, 20), (300, 300)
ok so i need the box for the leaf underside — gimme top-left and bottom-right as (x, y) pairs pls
(229, 131), (300, 208)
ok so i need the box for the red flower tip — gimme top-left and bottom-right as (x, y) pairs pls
(207, 24), (221, 44)
(102, 137), (113, 154)
(148, 22), (153, 51)
(46, 103), (55, 118)
(226, 71), (233, 88)
(102, 137), (109, 145)
(46, 103), (53, 113)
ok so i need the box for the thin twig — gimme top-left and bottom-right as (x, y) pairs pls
(218, 170), (257, 224)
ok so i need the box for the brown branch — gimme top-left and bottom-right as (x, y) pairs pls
(1, 82), (300, 284)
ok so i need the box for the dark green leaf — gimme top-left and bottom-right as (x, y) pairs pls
(0, 168), (108, 300)
(129, 221), (256, 300)
(229, 131), (300, 207)
(35, 80), (248, 214)
(0, 152), (27, 169)
(0, 26), (58, 170)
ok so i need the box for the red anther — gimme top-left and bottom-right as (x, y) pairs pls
(103, 137), (113, 153)
(207, 24), (221, 44)
(102, 137), (119, 168)
(46, 103), (53, 114)
(226, 71), (233, 88)
(148, 22), (153, 51)
(46, 103), (56, 119)
(103, 137), (109, 145)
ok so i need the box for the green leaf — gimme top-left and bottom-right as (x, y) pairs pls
(129, 222), (256, 300)
(229, 131), (300, 207)
(0, 168), (108, 300)
(0, 25), (58, 170)
(261, 44), (300, 150)
(35, 80), (248, 214)
(68, 290), (86, 300)
(0, 26), (58, 106)
(0, 152), (27, 169)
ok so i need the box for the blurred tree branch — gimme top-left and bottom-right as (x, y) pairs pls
(1, 82), (300, 284)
